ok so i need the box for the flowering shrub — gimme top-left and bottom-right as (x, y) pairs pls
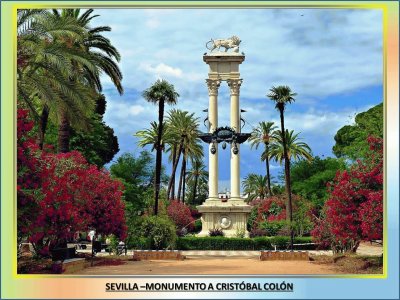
(17, 109), (127, 256)
(140, 215), (177, 250)
(311, 136), (383, 252)
(167, 200), (194, 232)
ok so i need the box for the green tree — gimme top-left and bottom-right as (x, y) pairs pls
(142, 79), (179, 215)
(267, 129), (313, 163)
(290, 156), (346, 209)
(248, 121), (277, 196)
(333, 103), (383, 160)
(242, 174), (268, 202)
(17, 9), (97, 149)
(52, 9), (123, 153)
(267, 85), (297, 250)
(186, 160), (208, 204)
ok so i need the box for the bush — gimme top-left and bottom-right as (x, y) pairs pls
(259, 220), (288, 236)
(249, 228), (267, 238)
(176, 236), (315, 251)
(209, 228), (224, 237)
(193, 219), (202, 233)
(140, 216), (177, 250)
(167, 200), (194, 232)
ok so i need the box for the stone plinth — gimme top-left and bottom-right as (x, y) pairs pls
(132, 250), (185, 261)
(197, 200), (251, 237)
(260, 251), (309, 261)
(203, 54), (244, 81)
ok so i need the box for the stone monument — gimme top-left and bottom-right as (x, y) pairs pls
(197, 36), (252, 237)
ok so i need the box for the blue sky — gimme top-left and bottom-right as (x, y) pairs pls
(92, 8), (383, 191)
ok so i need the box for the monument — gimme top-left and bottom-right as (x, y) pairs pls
(197, 36), (252, 237)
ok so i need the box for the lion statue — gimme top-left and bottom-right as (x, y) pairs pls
(206, 35), (241, 53)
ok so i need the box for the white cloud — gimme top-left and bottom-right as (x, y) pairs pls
(139, 62), (183, 78)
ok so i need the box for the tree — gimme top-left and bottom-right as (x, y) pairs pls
(312, 136), (383, 253)
(17, 9), (97, 149)
(333, 103), (383, 160)
(52, 9), (123, 153)
(267, 85), (297, 250)
(186, 160), (208, 204)
(110, 151), (155, 217)
(290, 156), (346, 209)
(70, 95), (119, 167)
(17, 109), (127, 256)
(248, 121), (277, 196)
(142, 79), (179, 215)
(267, 129), (313, 163)
(242, 174), (269, 202)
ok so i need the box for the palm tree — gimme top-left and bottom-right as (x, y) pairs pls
(186, 160), (208, 203)
(142, 79), (179, 215)
(248, 121), (277, 196)
(242, 174), (268, 202)
(17, 9), (96, 149)
(165, 109), (202, 202)
(267, 130), (313, 163)
(52, 9), (123, 153)
(135, 121), (170, 152)
(267, 85), (297, 250)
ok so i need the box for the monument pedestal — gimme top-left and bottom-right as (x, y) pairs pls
(197, 200), (251, 237)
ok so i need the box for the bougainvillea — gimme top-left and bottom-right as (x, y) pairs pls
(311, 136), (383, 252)
(167, 200), (194, 233)
(17, 109), (127, 256)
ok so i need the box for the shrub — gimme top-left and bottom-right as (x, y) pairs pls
(249, 228), (267, 238)
(167, 200), (195, 232)
(259, 220), (288, 236)
(193, 219), (202, 233)
(140, 216), (177, 250)
(208, 228), (224, 237)
(176, 236), (314, 251)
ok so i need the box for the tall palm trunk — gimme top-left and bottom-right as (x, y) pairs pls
(279, 107), (294, 250)
(37, 105), (49, 150)
(181, 159), (187, 204)
(154, 99), (165, 215)
(192, 174), (199, 204)
(177, 153), (186, 201)
(265, 142), (272, 196)
(167, 142), (183, 200)
(169, 145), (177, 200)
(58, 110), (70, 153)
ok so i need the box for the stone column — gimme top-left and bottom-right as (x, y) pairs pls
(206, 79), (221, 200)
(227, 79), (243, 200)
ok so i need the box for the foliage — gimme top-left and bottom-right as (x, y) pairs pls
(249, 228), (268, 238)
(140, 215), (177, 250)
(208, 228), (224, 237)
(242, 174), (268, 202)
(167, 200), (195, 232)
(176, 236), (314, 251)
(17, 108), (127, 256)
(259, 220), (288, 236)
(312, 136), (383, 253)
(333, 103), (383, 160)
(290, 156), (347, 209)
(110, 151), (156, 217)
(193, 219), (202, 233)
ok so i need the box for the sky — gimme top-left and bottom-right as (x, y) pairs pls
(91, 8), (383, 191)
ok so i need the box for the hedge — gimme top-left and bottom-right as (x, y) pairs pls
(176, 236), (315, 251)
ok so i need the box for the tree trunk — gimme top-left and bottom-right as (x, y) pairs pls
(167, 142), (183, 200)
(154, 99), (165, 215)
(177, 153), (186, 201)
(279, 107), (294, 251)
(192, 174), (199, 204)
(265, 142), (272, 196)
(58, 110), (70, 153)
(181, 158), (187, 204)
(168, 145), (177, 200)
(37, 105), (49, 150)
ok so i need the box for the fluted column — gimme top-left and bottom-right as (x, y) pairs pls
(227, 79), (243, 200)
(206, 79), (221, 200)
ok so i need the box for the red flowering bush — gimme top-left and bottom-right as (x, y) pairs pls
(167, 200), (194, 233)
(311, 136), (383, 252)
(17, 109), (127, 256)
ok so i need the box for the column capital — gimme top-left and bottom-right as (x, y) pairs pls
(206, 79), (221, 96)
(227, 78), (243, 96)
